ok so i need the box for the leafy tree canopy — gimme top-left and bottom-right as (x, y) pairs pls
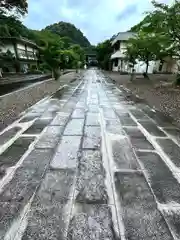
(45, 21), (91, 48)
(126, 31), (169, 74)
(0, 13), (30, 38)
(0, 0), (28, 15)
(96, 39), (112, 70)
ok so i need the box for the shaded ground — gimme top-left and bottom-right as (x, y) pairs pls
(1, 70), (180, 239)
(0, 73), (51, 85)
(105, 71), (180, 127)
(0, 72), (78, 132)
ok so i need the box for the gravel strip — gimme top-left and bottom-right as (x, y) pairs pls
(105, 71), (180, 127)
(0, 72), (77, 132)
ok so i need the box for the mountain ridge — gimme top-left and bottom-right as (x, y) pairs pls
(44, 21), (91, 47)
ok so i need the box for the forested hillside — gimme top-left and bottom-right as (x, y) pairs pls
(0, 15), (91, 48)
(45, 22), (91, 48)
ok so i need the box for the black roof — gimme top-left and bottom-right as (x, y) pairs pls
(0, 37), (38, 48)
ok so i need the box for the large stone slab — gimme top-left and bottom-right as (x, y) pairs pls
(64, 119), (84, 136)
(83, 126), (101, 149)
(105, 119), (124, 135)
(50, 112), (70, 126)
(112, 137), (139, 170)
(0, 201), (22, 238)
(115, 172), (173, 240)
(161, 210), (180, 240)
(102, 107), (117, 119)
(137, 151), (180, 204)
(33, 169), (75, 206)
(86, 113), (100, 126)
(0, 146), (26, 172)
(50, 136), (81, 169)
(139, 120), (166, 137)
(76, 101), (87, 109)
(72, 108), (85, 118)
(22, 203), (69, 240)
(0, 127), (21, 146)
(75, 151), (108, 203)
(0, 137), (35, 171)
(68, 204), (118, 240)
(22, 169), (75, 239)
(88, 97), (99, 105)
(123, 127), (145, 138)
(124, 127), (154, 150)
(40, 110), (57, 119)
(24, 119), (52, 134)
(116, 111), (137, 126)
(35, 126), (63, 149)
(157, 139), (180, 168)
(13, 136), (35, 147)
(21, 148), (54, 171)
(0, 166), (42, 203)
(143, 109), (172, 127)
(20, 112), (41, 122)
(162, 127), (180, 143)
(130, 109), (149, 120)
(88, 104), (99, 113)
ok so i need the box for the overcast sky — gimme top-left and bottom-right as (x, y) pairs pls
(23, 0), (171, 45)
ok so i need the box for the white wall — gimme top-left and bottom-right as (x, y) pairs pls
(153, 60), (161, 72)
(112, 62), (118, 71)
(112, 59), (121, 71)
(134, 60), (157, 73)
(120, 42), (127, 52)
(27, 46), (33, 51)
(171, 60), (180, 73)
(17, 49), (27, 59)
(17, 43), (25, 50)
(0, 44), (16, 56)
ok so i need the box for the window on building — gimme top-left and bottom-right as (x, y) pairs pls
(18, 49), (27, 58)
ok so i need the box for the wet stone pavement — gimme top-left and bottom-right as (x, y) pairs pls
(1, 70), (180, 239)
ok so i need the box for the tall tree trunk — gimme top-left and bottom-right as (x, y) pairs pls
(145, 60), (149, 74)
(143, 59), (149, 79)
(52, 68), (61, 80)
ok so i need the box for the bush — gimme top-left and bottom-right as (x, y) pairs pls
(30, 65), (37, 71)
(27, 70), (44, 74)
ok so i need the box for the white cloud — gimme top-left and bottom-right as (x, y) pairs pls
(23, 0), (171, 44)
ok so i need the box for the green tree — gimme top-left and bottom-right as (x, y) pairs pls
(0, 0), (28, 15)
(131, 1), (180, 64)
(69, 44), (85, 67)
(150, 0), (180, 77)
(0, 13), (31, 38)
(131, 0), (180, 82)
(96, 40), (112, 70)
(39, 41), (63, 80)
(125, 44), (137, 69)
(126, 32), (167, 77)
(0, 50), (21, 73)
(61, 36), (72, 49)
(45, 21), (91, 48)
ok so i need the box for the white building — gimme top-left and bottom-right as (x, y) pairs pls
(111, 32), (135, 72)
(110, 32), (179, 74)
(0, 37), (39, 72)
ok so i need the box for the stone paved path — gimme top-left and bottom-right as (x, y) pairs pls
(1, 70), (180, 239)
